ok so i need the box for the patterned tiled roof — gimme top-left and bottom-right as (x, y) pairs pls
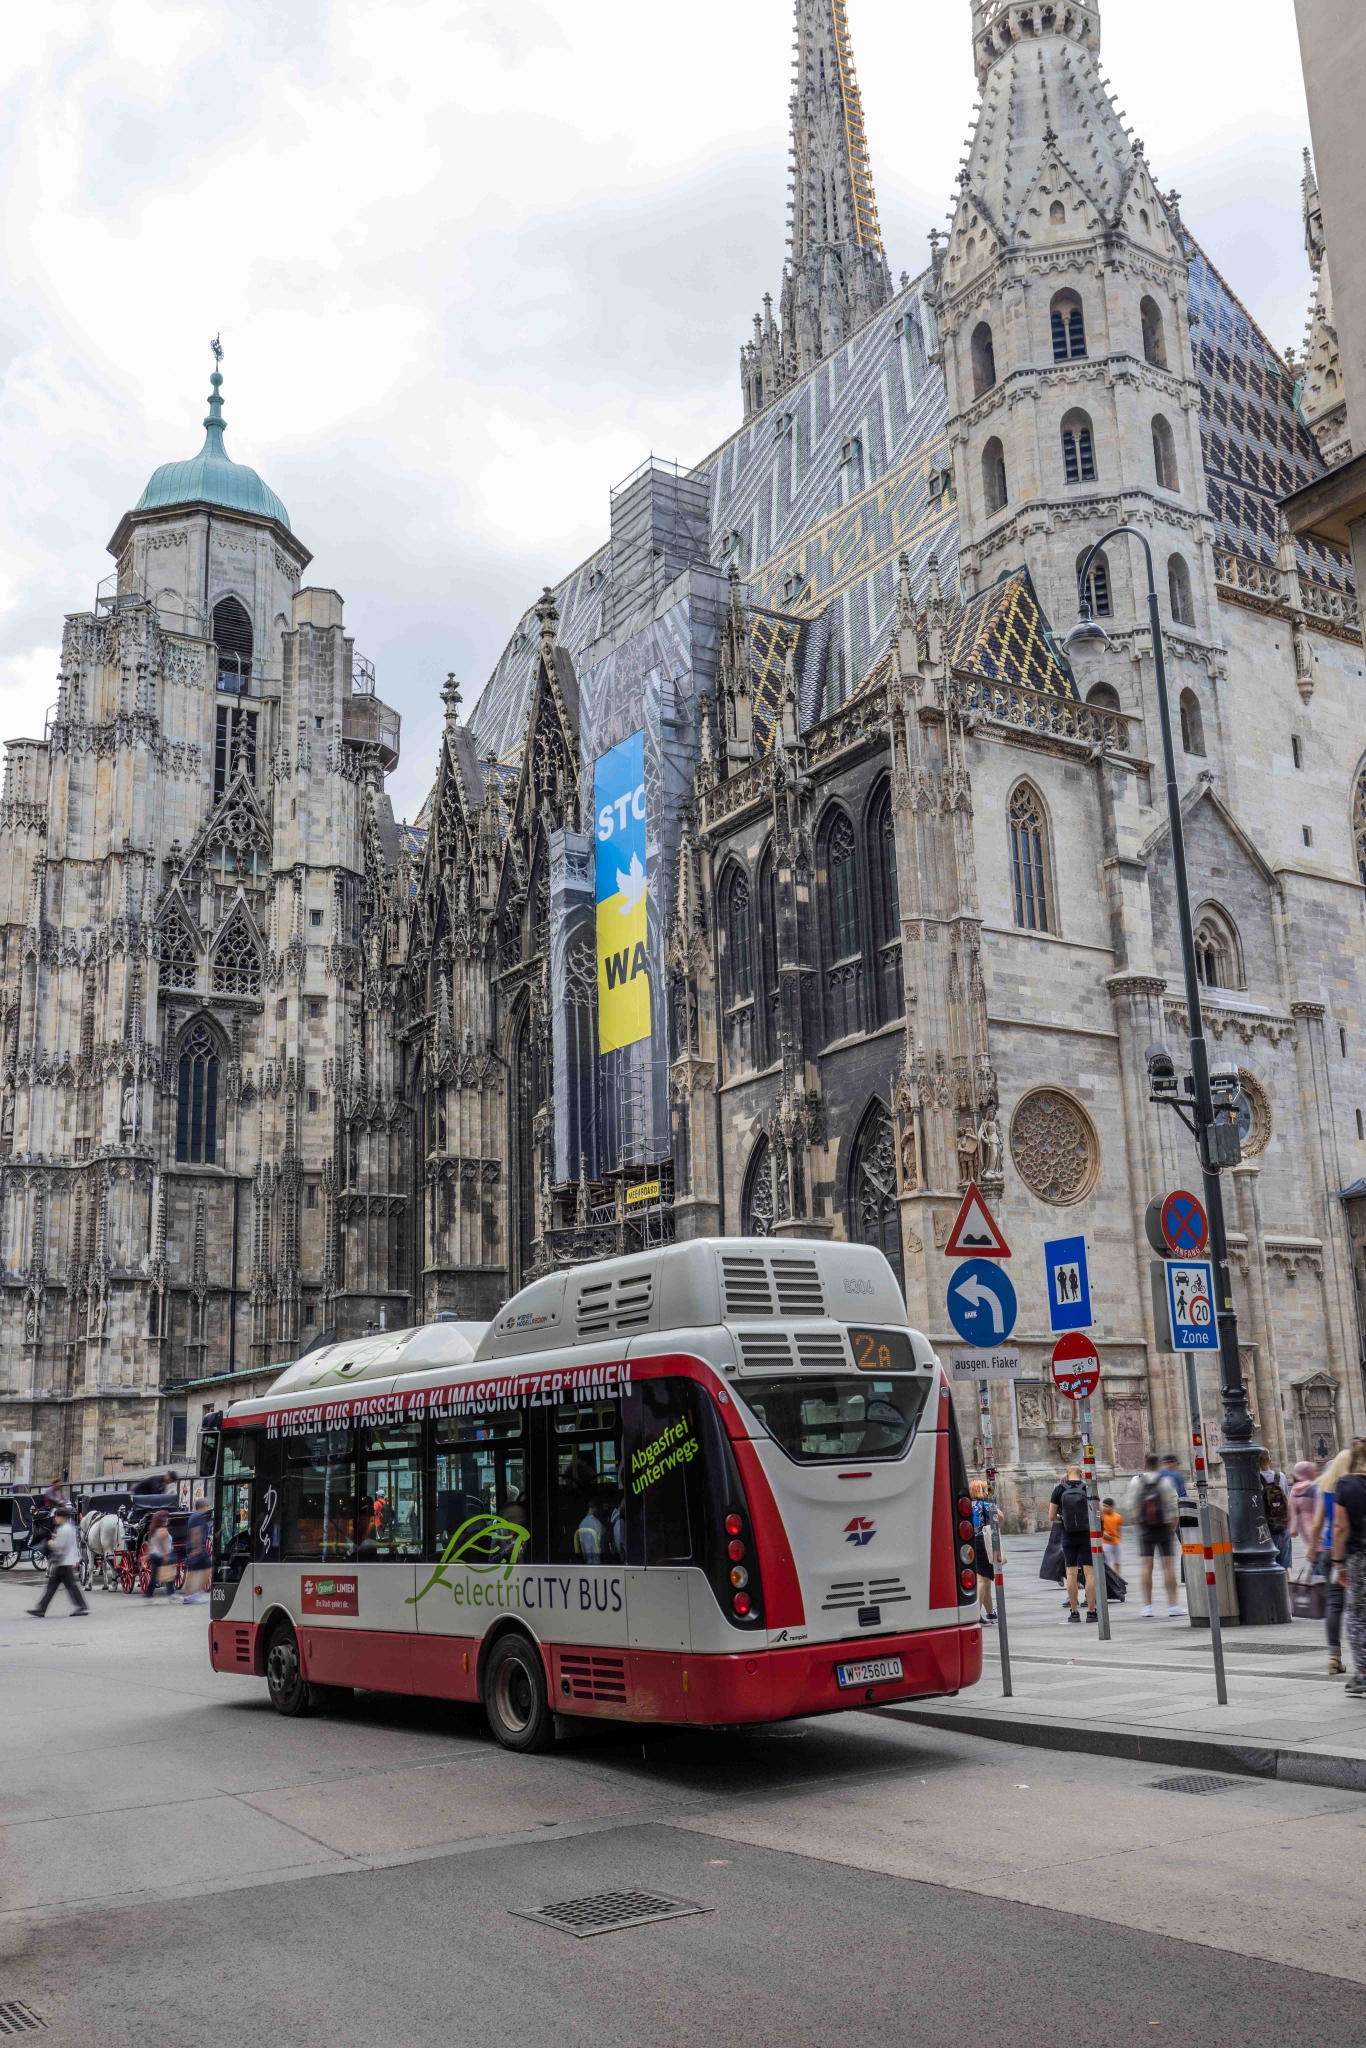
(748, 609), (809, 753)
(946, 566), (1079, 699)
(1187, 237), (1353, 595)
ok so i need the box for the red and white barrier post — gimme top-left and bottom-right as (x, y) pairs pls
(1184, 1355), (1228, 1705)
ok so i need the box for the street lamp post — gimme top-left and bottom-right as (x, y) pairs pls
(1067, 529), (1289, 1626)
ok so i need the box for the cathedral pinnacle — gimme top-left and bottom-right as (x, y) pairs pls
(441, 671), (463, 727)
(740, 0), (892, 420)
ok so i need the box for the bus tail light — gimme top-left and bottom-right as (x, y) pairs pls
(730, 1566), (749, 1589)
(960, 1569), (975, 1592)
(725, 1513), (743, 1536)
(727, 1538), (746, 1561)
(733, 1592), (752, 1616)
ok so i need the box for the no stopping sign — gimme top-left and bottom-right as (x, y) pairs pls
(1051, 1331), (1100, 1402)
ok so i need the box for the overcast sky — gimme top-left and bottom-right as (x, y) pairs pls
(0, 0), (1315, 819)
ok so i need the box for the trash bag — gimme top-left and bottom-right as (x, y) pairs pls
(1039, 1521), (1065, 1584)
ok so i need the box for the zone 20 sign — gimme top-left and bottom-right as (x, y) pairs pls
(594, 731), (652, 1054)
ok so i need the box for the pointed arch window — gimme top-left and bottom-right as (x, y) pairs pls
(758, 846), (779, 1064)
(1193, 905), (1242, 992)
(826, 813), (859, 960)
(742, 1134), (782, 1236)
(1168, 553), (1194, 626)
(1061, 409), (1096, 484)
(1051, 291), (1087, 361)
(1354, 767), (1366, 888)
(212, 911), (262, 996)
(1179, 688), (1205, 757)
(849, 1099), (904, 1293)
(1140, 295), (1168, 368)
(1009, 783), (1052, 934)
(159, 921), (198, 992)
(970, 321), (997, 398)
(1152, 413), (1179, 492)
(724, 869), (753, 1003)
(982, 437), (1008, 517)
(1076, 547), (1111, 617)
(175, 1021), (219, 1165)
(869, 782), (903, 1025)
(213, 595), (253, 692)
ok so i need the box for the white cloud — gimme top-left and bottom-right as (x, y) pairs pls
(0, 0), (1319, 821)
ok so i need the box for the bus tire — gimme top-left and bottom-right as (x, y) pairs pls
(264, 1622), (316, 1718)
(482, 1631), (554, 1753)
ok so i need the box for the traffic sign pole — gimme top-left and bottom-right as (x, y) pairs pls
(1184, 1356), (1228, 1707)
(977, 1379), (1012, 1698)
(1079, 1400), (1111, 1641)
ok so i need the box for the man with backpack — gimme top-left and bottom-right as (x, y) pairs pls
(1049, 1463), (1097, 1624)
(1127, 1453), (1182, 1618)
(1259, 1449), (1293, 1571)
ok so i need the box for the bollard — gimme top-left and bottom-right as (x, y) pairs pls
(977, 1378), (1012, 1696)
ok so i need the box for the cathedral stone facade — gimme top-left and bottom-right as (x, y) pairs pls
(6, 0), (1366, 1518)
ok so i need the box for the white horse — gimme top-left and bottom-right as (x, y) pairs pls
(80, 1509), (132, 1590)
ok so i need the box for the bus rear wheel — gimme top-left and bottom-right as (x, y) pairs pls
(264, 1623), (316, 1718)
(482, 1633), (553, 1753)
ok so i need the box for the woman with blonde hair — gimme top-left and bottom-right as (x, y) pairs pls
(968, 1480), (997, 1624)
(1330, 1437), (1366, 1695)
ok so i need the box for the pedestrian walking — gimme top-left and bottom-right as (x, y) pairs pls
(1309, 1447), (1351, 1676)
(1049, 1464), (1096, 1624)
(143, 1510), (175, 1599)
(1259, 1449), (1293, 1571)
(1101, 1496), (1122, 1578)
(181, 1506), (211, 1604)
(27, 1506), (89, 1618)
(1128, 1453), (1183, 1618)
(1330, 1437), (1366, 1697)
(968, 1480), (997, 1624)
(1159, 1452), (1188, 1500)
(1288, 1461), (1319, 1550)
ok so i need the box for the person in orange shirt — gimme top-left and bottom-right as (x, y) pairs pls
(1101, 1497), (1122, 1578)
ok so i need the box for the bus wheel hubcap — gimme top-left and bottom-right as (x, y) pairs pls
(496, 1657), (532, 1729)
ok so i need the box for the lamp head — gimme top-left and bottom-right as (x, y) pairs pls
(1064, 602), (1112, 652)
(1145, 1042), (1178, 1095)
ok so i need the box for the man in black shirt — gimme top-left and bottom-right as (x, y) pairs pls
(1049, 1464), (1096, 1624)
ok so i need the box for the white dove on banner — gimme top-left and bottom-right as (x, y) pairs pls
(615, 851), (646, 912)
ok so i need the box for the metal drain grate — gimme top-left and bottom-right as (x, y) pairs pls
(1147, 1773), (1243, 1796)
(510, 1889), (710, 1939)
(0, 2003), (46, 2036)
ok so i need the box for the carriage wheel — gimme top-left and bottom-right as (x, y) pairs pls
(116, 1557), (136, 1594)
(136, 1550), (152, 1595)
(0, 1550), (17, 1572)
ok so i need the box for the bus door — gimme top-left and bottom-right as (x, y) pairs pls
(212, 1430), (261, 1621)
(623, 1378), (701, 1660)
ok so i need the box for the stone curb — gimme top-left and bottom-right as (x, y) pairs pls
(882, 1704), (1366, 1794)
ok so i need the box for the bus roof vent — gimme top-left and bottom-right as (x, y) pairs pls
(721, 1254), (774, 1318)
(575, 1269), (655, 1339)
(737, 1331), (793, 1371)
(771, 1257), (824, 1318)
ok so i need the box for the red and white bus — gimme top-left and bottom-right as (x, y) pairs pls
(206, 1238), (982, 1749)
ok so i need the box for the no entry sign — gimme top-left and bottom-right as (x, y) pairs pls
(1051, 1331), (1101, 1402)
(1161, 1188), (1208, 1255)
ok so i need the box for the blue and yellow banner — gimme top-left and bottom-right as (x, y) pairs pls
(594, 731), (651, 1054)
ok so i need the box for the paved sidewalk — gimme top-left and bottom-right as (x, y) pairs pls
(890, 1531), (1366, 1790)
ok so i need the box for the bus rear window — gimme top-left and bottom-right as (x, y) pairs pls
(741, 1376), (930, 1463)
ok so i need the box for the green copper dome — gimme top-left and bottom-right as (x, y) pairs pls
(134, 369), (291, 529)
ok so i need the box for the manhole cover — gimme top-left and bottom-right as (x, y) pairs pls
(0, 2003), (46, 2036)
(511, 1889), (709, 1939)
(1147, 1773), (1243, 1796)
(1221, 1641), (1318, 1656)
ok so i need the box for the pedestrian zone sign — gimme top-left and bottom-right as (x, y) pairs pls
(944, 1181), (1011, 1259)
(1043, 1233), (1092, 1333)
(1165, 1257), (1218, 1350)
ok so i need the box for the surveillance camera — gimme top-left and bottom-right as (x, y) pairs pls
(1208, 1059), (1240, 1095)
(1145, 1043), (1175, 1081)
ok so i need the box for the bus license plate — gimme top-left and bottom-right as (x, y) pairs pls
(836, 1655), (903, 1689)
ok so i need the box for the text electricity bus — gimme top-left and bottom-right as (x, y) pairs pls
(205, 1240), (982, 1749)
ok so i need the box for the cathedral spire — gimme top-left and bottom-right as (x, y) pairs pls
(741, 0), (892, 420)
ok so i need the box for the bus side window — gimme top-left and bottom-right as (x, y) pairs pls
(430, 1409), (527, 1562)
(628, 1380), (700, 1567)
(550, 1396), (622, 1565)
(281, 1428), (356, 1563)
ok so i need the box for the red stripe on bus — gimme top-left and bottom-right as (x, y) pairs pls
(729, 1435), (806, 1628)
(928, 1378), (957, 1613)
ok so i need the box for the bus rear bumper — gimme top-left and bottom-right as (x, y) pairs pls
(676, 1621), (983, 1726)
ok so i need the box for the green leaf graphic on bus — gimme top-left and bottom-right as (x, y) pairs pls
(409, 1513), (530, 1604)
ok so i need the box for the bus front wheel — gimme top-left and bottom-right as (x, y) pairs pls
(264, 1623), (316, 1718)
(482, 1633), (554, 1753)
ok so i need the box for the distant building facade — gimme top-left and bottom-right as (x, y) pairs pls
(7, 0), (1366, 1513)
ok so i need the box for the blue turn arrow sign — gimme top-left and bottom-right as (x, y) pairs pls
(947, 1257), (1018, 1347)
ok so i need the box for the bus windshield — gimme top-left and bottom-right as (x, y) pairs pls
(741, 1375), (930, 1463)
